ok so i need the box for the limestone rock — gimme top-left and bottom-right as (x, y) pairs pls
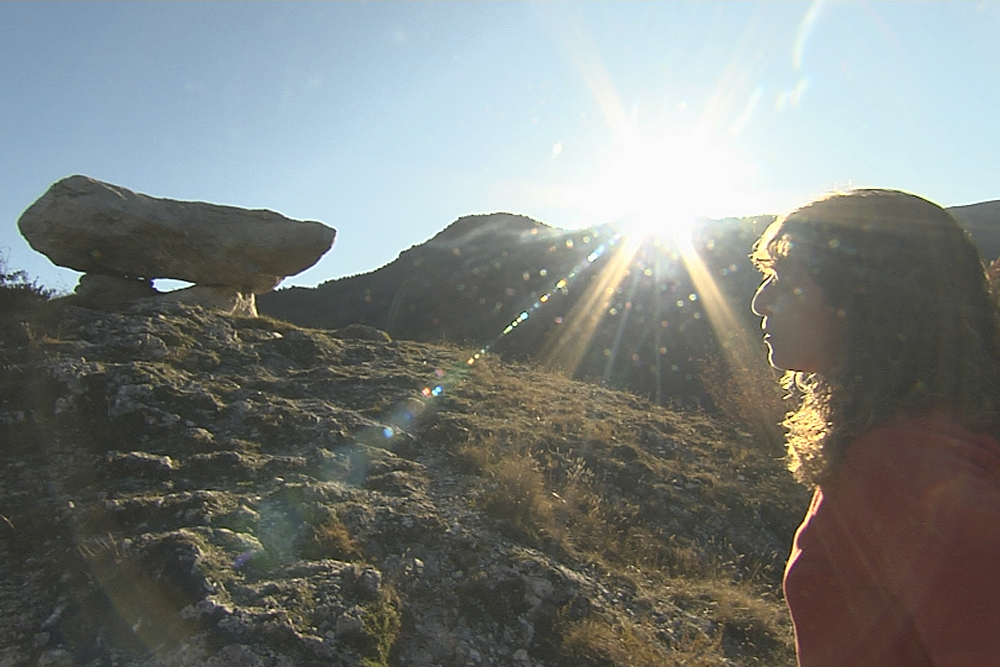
(18, 175), (336, 291)
(70, 273), (258, 316)
(162, 284), (258, 317)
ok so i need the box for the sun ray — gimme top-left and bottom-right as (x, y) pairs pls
(539, 233), (643, 377)
(675, 234), (782, 441)
(602, 261), (644, 383)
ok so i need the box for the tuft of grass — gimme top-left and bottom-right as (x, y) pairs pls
(555, 611), (717, 667)
(302, 512), (362, 561)
(359, 584), (402, 667)
(480, 454), (556, 541)
(560, 617), (665, 666)
(667, 579), (796, 665)
(448, 431), (496, 474)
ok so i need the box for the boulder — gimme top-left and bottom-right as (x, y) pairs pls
(71, 275), (259, 316)
(18, 175), (336, 292)
(164, 284), (258, 317)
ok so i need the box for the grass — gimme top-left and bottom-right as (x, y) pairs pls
(556, 613), (675, 666)
(429, 351), (804, 666)
(302, 511), (363, 561)
(359, 584), (403, 667)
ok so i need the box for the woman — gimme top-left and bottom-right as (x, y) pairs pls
(749, 189), (1000, 666)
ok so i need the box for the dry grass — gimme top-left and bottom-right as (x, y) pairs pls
(698, 350), (787, 453)
(430, 352), (804, 666)
(480, 454), (557, 540)
(557, 613), (674, 666)
(302, 511), (363, 561)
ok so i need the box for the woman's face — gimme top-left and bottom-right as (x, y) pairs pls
(751, 259), (843, 374)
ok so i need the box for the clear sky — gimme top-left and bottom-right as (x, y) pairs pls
(2, 1), (998, 293)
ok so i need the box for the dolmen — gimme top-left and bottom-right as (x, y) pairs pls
(18, 175), (336, 316)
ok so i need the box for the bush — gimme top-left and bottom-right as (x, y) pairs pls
(0, 257), (53, 315)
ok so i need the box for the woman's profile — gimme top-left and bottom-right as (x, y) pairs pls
(749, 189), (1000, 666)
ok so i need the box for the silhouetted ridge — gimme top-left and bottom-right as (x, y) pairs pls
(260, 204), (1000, 409)
(427, 212), (555, 247)
(260, 214), (773, 409)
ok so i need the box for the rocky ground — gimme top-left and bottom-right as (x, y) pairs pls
(0, 299), (808, 667)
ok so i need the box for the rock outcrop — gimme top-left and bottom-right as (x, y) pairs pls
(18, 175), (336, 315)
(0, 299), (807, 667)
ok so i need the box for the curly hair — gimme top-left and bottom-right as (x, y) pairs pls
(751, 189), (1000, 485)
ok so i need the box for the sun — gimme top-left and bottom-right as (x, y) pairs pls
(573, 120), (754, 243)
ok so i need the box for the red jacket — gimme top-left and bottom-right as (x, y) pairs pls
(784, 414), (1000, 666)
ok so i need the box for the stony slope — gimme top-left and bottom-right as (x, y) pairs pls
(0, 300), (808, 667)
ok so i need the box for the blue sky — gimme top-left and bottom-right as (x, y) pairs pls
(2, 1), (998, 293)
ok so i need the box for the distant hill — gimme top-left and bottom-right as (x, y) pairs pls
(259, 213), (777, 412)
(948, 199), (1000, 261)
(260, 202), (999, 412)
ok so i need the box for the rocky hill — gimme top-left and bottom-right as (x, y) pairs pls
(949, 199), (1000, 261)
(0, 298), (808, 667)
(259, 203), (1000, 411)
(259, 214), (776, 413)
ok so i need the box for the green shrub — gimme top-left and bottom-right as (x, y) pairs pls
(360, 585), (402, 667)
(0, 258), (53, 314)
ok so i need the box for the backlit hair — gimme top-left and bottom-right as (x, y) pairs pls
(751, 189), (1000, 485)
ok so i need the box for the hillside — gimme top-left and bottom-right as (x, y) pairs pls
(259, 214), (777, 413)
(0, 298), (808, 667)
(949, 199), (1000, 261)
(259, 203), (999, 412)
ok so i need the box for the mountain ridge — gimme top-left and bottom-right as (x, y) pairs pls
(260, 201), (999, 412)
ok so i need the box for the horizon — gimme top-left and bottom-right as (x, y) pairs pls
(2, 2), (999, 293)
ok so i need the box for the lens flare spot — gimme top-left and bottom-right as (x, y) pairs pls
(233, 550), (255, 569)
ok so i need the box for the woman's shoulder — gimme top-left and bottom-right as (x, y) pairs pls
(826, 412), (1000, 579)
(834, 411), (1000, 506)
(849, 412), (1000, 472)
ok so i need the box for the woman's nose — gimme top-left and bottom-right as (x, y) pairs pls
(751, 277), (774, 317)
